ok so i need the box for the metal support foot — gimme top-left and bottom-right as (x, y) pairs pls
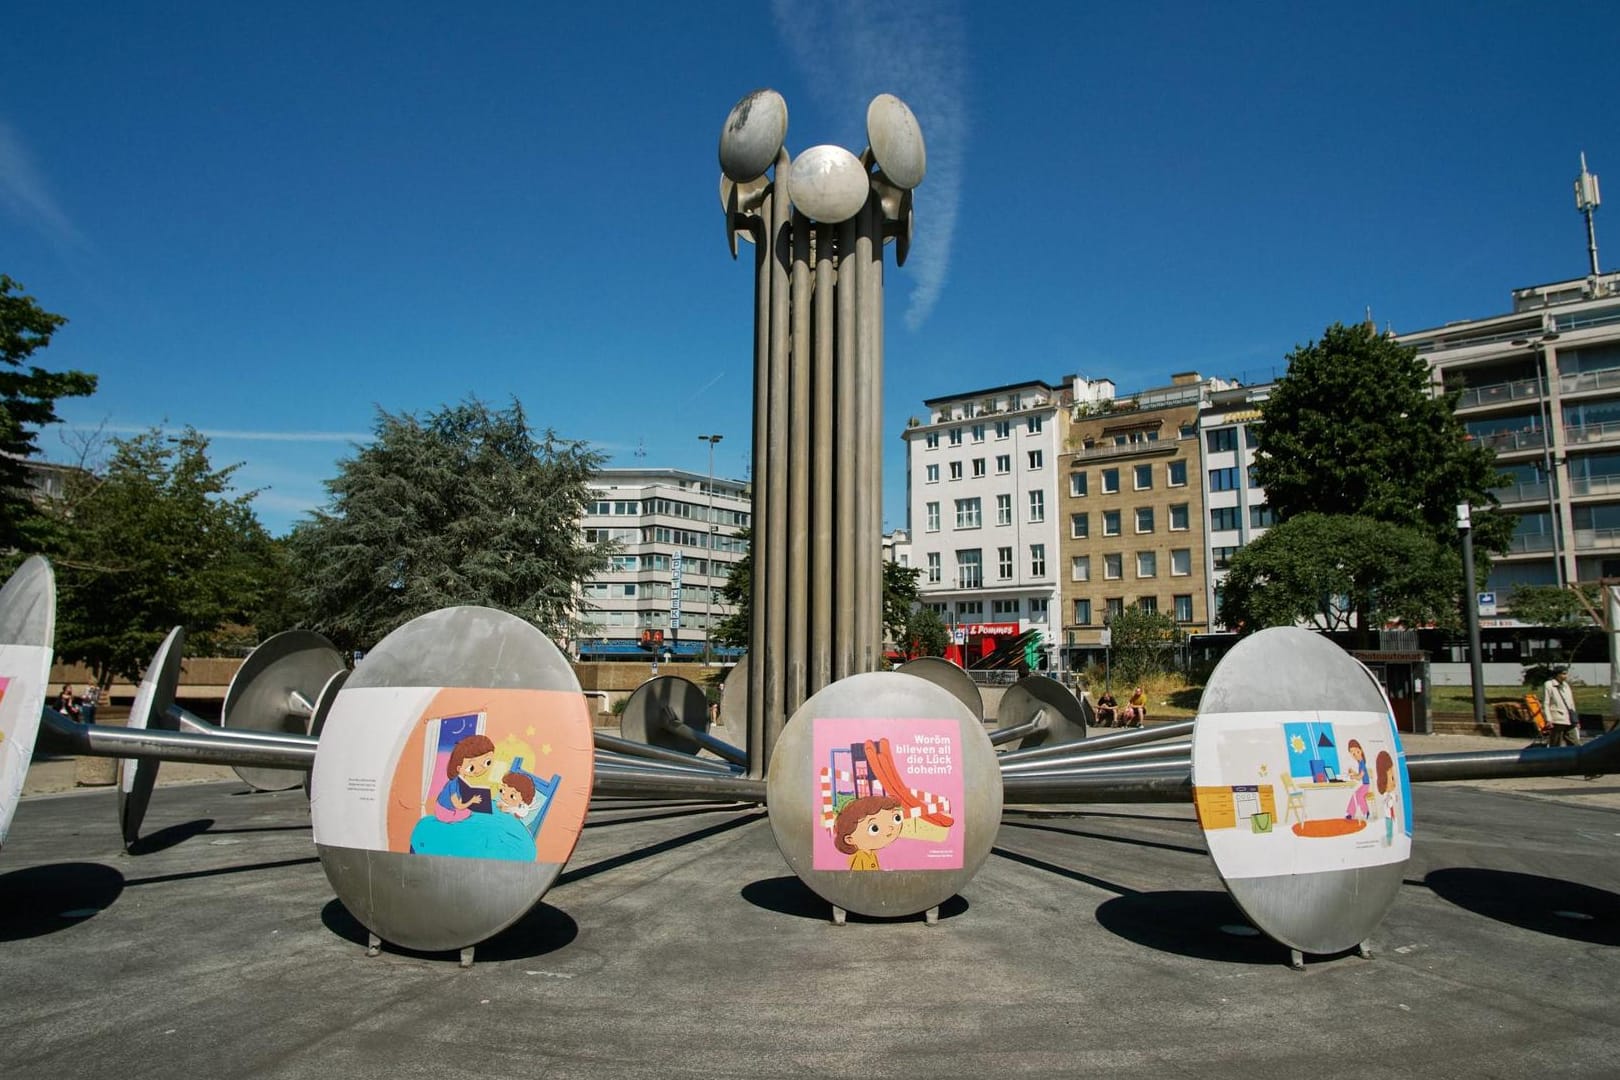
(925, 906), (940, 927)
(1289, 948), (1305, 971)
(1356, 939), (1373, 960)
(831, 905), (847, 927)
(459, 946), (475, 969)
(366, 933), (381, 958)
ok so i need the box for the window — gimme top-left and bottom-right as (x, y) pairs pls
(1137, 596), (1158, 614)
(1210, 506), (1241, 531)
(926, 501), (940, 532)
(1137, 551), (1157, 578)
(925, 463), (939, 483)
(971, 457), (986, 478)
(996, 493), (1012, 526)
(1213, 545), (1241, 569)
(1027, 415), (1044, 434)
(1168, 459), (1188, 486)
(1071, 555), (1091, 581)
(1106, 597), (1125, 620)
(1030, 544), (1047, 576)
(949, 427), (963, 446)
(1029, 597), (1048, 621)
(971, 423), (985, 442)
(1134, 463), (1153, 490)
(995, 419), (1011, 439)
(957, 600), (982, 618)
(1174, 594), (1194, 622)
(1103, 509), (1121, 536)
(996, 454), (1011, 474)
(926, 553), (941, 583)
(1135, 507), (1154, 533)
(1029, 490), (1045, 522)
(1028, 449), (1044, 470)
(955, 497), (982, 529)
(949, 461), (963, 481)
(1250, 504), (1276, 528)
(1245, 426), (1261, 448)
(1210, 466), (1240, 491)
(1069, 472), (1087, 497)
(956, 549), (983, 588)
(1207, 428), (1238, 453)
(924, 431), (939, 449)
(1073, 598), (1093, 625)
(1169, 503), (1189, 531)
(997, 546), (1014, 580)
(1070, 512), (1089, 539)
(1104, 553), (1123, 580)
(1171, 548), (1191, 576)
(992, 598), (1019, 617)
(1248, 464), (1261, 488)
(1102, 468), (1120, 493)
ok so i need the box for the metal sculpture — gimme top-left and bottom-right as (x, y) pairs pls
(719, 89), (924, 774)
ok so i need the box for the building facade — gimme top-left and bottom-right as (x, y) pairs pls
(576, 468), (751, 660)
(902, 381), (1066, 660)
(1199, 381), (1276, 626)
(1404, 270), (1620, 598)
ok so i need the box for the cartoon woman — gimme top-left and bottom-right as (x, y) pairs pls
(1343, 739), (1371, 821)
(435, 734), (497, 821)
(832, 795), (906, 871)
(1375, 750), (1400, 846)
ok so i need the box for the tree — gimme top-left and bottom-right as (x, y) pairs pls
(0, 275), (98, 548)
(708, 527), (925, 653)
(1219, 513), (1462, 644)
(38, 427), (278, 685)
(899, 605), (948, 660)
(1107, 606), (1185, 687)
(285, 398), (609, 652)
(1254, 321), (1513, 553)
(1507, 583), (1599, 684)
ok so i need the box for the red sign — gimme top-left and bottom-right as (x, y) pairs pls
(967, 622), (1020, 637)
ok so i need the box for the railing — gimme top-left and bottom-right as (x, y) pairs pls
(1066, 439), (1176, 461)
(1572, 528), (1620, 552)
(1506, 533), (1555, 554)
(1454, 377), (1543, 411)
(1563, 420), (1620, 447)
(1489, 480), (1551, 506)
(1560, 367), (1620, 396)
(1471, 427), (1546, 453)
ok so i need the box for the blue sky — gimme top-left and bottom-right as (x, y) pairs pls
(4, 2), (1617, 537)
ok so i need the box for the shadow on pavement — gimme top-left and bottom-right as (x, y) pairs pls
(739, 875), (969, 922)
(0, 862), (126, 940)
(127, 818), (215, 855)
(1094, 889), (1283, 966)
(1424, 868), (1620, 946)
(320, 898), (579, 963)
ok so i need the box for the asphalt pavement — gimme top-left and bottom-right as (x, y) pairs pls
(3, 736), (1618, 1079)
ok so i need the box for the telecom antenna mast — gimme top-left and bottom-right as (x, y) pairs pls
(1576, 152), (1602, 276)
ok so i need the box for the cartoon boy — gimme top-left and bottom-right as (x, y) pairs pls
(438, 734), (497, 817)
(495, 771), (537, 821)
(832, 795), (906, 871)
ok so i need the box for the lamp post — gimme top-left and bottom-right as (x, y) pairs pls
(698, 433), (724, 665)
(1458, 503), (1486, 728)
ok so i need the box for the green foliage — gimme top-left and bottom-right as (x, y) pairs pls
(1254, 322), (1513, 555)
(1219, 513), (1462, 638)
(35, 427), (276, 684)
(1508, 584), (1599, 682)
(1108, 607), (1185, 686)
(0, 275), (98, 549)
(900, 606), (949, 659)
(882, 560), (922, 645)
(285, 398), (609, 652)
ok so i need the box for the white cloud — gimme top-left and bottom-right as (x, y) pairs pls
(769, 0), (967, 330)
(0, 119), (87, 251)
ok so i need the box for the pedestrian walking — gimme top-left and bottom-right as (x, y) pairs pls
(1542, 668), (1580, 747)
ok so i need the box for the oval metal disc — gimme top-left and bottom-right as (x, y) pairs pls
(866, 93), (926, 190)
(223, 630), (345, 791)
(119, 625), (185, 848)
(719, 658), (748, 735)
(896, 656), (983, 721)
(719, 88), (788, 182)
(766, 671), (1002, 918)
(310, 606), (595, 953)
(995, 674), (1089, 750)
(0, 556), (56, 850)
(787, 144), (870, 223)
(621, 675), (711, 755)
(302, 667), (350, 799)
(1191, 627), (1413, 956)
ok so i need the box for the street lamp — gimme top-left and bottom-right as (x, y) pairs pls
(1458, 503), (1486, 728)
(698, 434), (724, 665)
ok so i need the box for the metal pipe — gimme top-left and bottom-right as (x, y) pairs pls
(661, 707), (750, 768)
(787, 206), (812, 718)
(997, 720), (1196, 764)
(591, 769), (766, 803)
(1406, 728), (1620, 783)
(764, 145), (791, 770)
(1003, 770), (1192, 805)
(810, 221), (835, 697)
(592, 751), (741, 778)
(1000, 740), (1190, 774)
(747, 174), (773, 779)
(1003, 760), (1192, 783)
(40, 710), (315, 771)
(852, 193), (876, 675)
(167, 705), (318, 747)
(833, 213), (857, 683)
(593, 731), (737, 772)
(987, 709), (1048, 748)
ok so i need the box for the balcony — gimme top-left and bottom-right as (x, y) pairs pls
(1489, 480), (1550, 506)
(1505, 533), (1555, 554)
(1572, 527), (1620, 553)
(1453, 377), (1543, 412)
(1560, 367), (1620, 397)
(1564, 420), (1620, 448)
(1470, 427), (1546, 454)
(1568, 473), (1620, 499)
(1067, 439), (1177, 462)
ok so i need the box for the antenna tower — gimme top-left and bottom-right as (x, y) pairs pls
(1576, 153), (1602, 276)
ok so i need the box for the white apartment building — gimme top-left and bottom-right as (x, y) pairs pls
(902, 381), (1065, 657)
(1199, 382), (1275, 626)
(576, 468), (750, 660)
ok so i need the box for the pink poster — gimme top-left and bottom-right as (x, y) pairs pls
(811, 717), (964, 871)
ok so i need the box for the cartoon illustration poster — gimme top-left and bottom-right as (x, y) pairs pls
(310, 686), (593, 865)
(0, 644), (52, 847)
(811, 717), (964, 871)
(1192, 708), (1412, 879)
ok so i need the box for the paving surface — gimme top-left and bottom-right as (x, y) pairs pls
(3, 734), (1619, 1079)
